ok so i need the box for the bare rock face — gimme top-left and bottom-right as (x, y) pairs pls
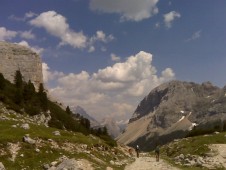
(0, 41), (43, 89)
(117, 80), (226, 151)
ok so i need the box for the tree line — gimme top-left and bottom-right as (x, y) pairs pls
(0, 71), (116, 146)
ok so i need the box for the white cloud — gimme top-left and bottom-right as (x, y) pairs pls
(0, 27), (17, 40)
(17, 40), (44, 54)
(42, 63), (50, 83)
(29, 11), (114, 51)
(90, 30), (114, 44)
(88, 46), (95, 53)
(42, 62), (65, 83)
(19, 30), (35, 39)
(155, 22), (160, 28)
(90, 0), (159, 22)
(111, 53), (121, 62)
(9, 12), (37, 21)
(163, 11), (181, 28)
(45, 51), (175, 121)
(30, 11), (87, 49)
(186, 30), (202, 42)
(25, 11), (37, 18)
(100, 46), (107, 52)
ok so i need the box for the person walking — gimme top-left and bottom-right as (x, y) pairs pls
(155, 145), (160, 161)
(135, 145), (140, 158)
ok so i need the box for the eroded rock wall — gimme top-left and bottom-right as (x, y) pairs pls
(0, 41), (43, 89)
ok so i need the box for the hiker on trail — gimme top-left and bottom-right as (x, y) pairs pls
(135, 145), (140, 158)
(155, 145), (160, 162)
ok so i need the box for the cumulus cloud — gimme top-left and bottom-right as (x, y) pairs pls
(163, 11), (181, 28)
(29, 11), (87, 49)
(88, 46), (95, 53)
(17, 40), (44, 54)
(19, 30), (35, 39)
(0, 27), (17, 40)
(186, 30), (202, 42)
(25, 11), (37, 18)
(89, 0), (159, 22)
(9, 11), (37, 21)
(111, 53), (121, 62)
(45, 51), (175, 121)
(42, 63), (65, 83)
(90, 30), (114, 44)
(29, 11), (114, 51)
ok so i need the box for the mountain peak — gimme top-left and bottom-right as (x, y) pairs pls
(118, 80), (225, 150)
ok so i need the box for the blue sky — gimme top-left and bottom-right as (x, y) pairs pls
(1, 0), (226, 121)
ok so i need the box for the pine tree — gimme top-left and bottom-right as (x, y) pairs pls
(14, 70), (23, 89)
(14, 88), (23, 105)
(0, 73), (5, 90)
(23, 80), (35, 101)
(102, 126), (108, 135)
(97, 127), (102, 136)
(13, 70), (23, 105)
(38, 83), (48, 111)
(66, 106), (72, 115)
(38, 83), (44, 94)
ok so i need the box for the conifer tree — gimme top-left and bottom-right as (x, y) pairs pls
(14, 70), (23, 89)
(102, 126), (108, 135)
(0, 73), (5, 90)
(38, 83), (44, 94)
(13, 70), (23, 105)
(66, 106), (72, 115)
(23, 80), (35, 101)
(38, 83), (48, 111)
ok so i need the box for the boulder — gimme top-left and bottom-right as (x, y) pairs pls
(22, 135), (36, 144)
(21, 123), (30, 130)
(53, 131), (61, 136)
(0, 162), (5, 170)
(55, 158), (79, 170)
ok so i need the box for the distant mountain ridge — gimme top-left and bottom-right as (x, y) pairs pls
(71, 105), (99, 127)
(117, 80), (226, 151)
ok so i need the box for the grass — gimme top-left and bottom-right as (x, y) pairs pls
(0, 118), (129, 169)
(158, 132), (226, 170)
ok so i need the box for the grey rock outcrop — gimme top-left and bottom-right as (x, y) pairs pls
(117, 80), (226, 151)
(54, 159), (79, 170)
(22, 134), (36, 144)
(21, 123), (30, 130)
(0, 41), (43, 89)
(0, 162), (5, 170)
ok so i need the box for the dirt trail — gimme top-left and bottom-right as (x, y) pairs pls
(208, 144), (226, 168)
(124, 156), (179, 170)
(124, 144), (226, 170)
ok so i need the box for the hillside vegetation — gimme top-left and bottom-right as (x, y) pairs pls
(159, 131), (226, 170)
(0, 71), (115, 145)
(0, 71), (130, 169)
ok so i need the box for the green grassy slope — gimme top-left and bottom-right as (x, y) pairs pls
(0, 117), (129, 170)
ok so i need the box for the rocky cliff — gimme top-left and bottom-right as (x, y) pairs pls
(0, 41), (43, 89)
(117, 80), (226, 151)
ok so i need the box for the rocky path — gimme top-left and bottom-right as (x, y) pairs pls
(207, 144), (226, 169)
(124, 156), (179, 170)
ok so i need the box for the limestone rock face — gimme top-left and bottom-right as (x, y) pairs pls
(0, 41), (43, 89)
(117, 80), (226, 151)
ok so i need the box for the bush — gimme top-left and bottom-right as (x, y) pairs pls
(25, 105), (40, 116)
